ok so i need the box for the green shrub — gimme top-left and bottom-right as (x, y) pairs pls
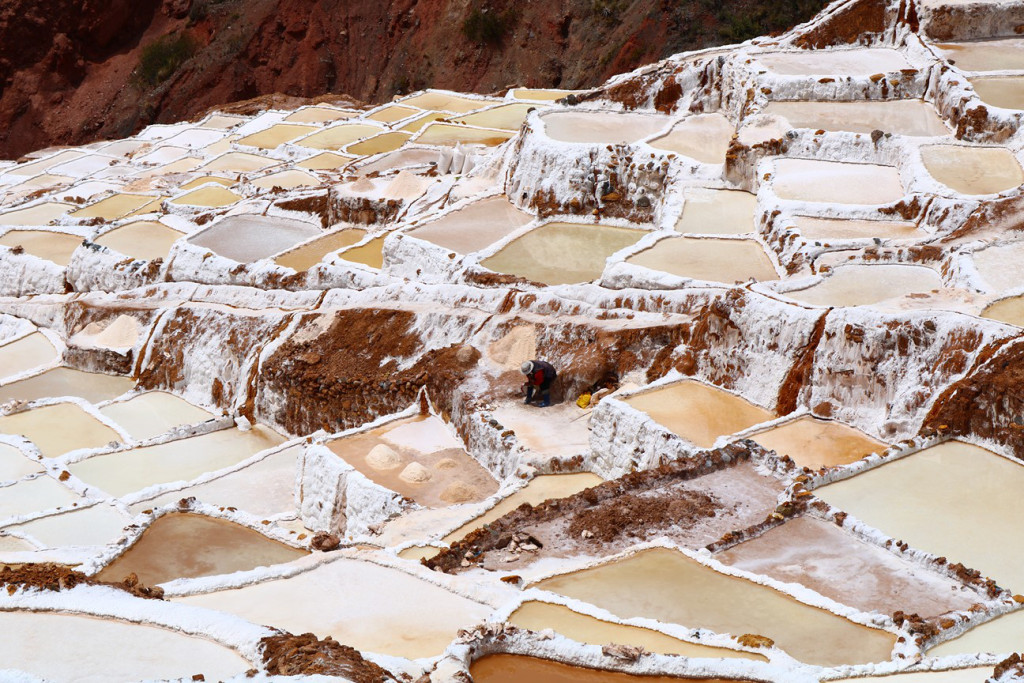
(137, 33), (196, 86)
(462, 8), (513, 46)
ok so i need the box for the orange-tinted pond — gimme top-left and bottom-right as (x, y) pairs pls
(470, 655), (758, 683)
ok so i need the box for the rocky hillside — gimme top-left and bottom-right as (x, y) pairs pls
(0, 0), (828, 159)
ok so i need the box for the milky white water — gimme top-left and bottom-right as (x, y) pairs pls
(782, 263), (943, 307)
(772, 159), (905, 204)
(0, 367), (133, 404)
(100, 391), (213, 441)
(676, 188), (757, 235)
(920, 145), (1023, 195)
(0, 333), (57, 380)
(0, 402), (121, 457)
(408, 196), (533, 254)
(626, 236), (779, 283)
(95, 221), (184, 261)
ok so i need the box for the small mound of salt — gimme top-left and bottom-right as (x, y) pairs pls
(440, 481), (477, 503)
(434, 458), (458, 470)
(399, 462), (431, 483)
(366, 444), (402, 470)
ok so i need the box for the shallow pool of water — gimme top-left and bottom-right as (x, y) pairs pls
(0, 442), (42, 481)
(170, 185), (242, 208)
(749, 415), (887, 468)
(471, 654), (754, 683)
(542, 111), (670, 144)
(188, 214), (321, 263)
(453, 103), (542, 131)
(675, 188), (757, 235)
(648, 113), (735, 163)
(937, 37), (1024, 72)
(971, 241), (1024, 294)
(781, 263), (942, 307)
(626, 236), (778, 283)
(0, 333), (58, 380)
(250, 169), (320, 190)
(982, 294), (1024, 326)
(0, 402), (121, 458)
(10, 502), (129, 548)
(929, 609), (1024, 658)
(0, 475), (79, 520)
(100, 391), (213, 442)
(772, 159), (905, 204)
(200, 152), (277, 173)
(0, 230), (82, 266)
(236, 123), (318, 149)
(793, 216), (925, 241)
(415, 122), (515, 147)
(408, 196), (533, 254)
(295, 123), (383, 151)
(366, 104), (422, 123)
(0, 202), (74, 226)
(834, 669), (991, 683)
(273, 228), (366, 271)
(7, 151), (84, 177)
(0, 368), (133, 404)
(763, 100), (949, 136)
(70, 194), (159, 220)
(920, 145), (1023, 195)
(969, 76), (1024, 110)
(345, 131), (412, 156)
(512, 88), (583, 101)
(284, 106), (355, 123)
(95, 220), (184, 261)
(334, 234), (387, 269)
(296, 151), (354, 170)
(756, 48), (912, 75)
(399, 92), (500, 112)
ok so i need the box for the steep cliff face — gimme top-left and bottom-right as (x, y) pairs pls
(0, 0), (829, 159)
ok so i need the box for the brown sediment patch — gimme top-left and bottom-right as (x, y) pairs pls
(471, 654), (760, 682)
(260, 632), (397, 681)
(1, 562), (164, 600)
(567, 490), (719, 543)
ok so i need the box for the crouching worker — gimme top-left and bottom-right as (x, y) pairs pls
(521, 359), (557, 407)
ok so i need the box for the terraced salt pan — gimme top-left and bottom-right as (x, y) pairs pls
(200, 151), (277, 173)
(236, 123), (318, 149)
(250, 169), (320, 190)
(188, 214), (321, 263)
(0, 402), (121, 458)
(715, 516), (978, 618)
(6, 150), (84, 176)
(295, 123), (383, 151)
(138, 156), (202, 176)
(490, 402), (592, 459)
(541, 111), (670, 144)
(0, 611), (250, 683)
(0, 201), (73, 226)
(453, 103), (542, 131)
(971, 241), (1024, 293)
(0, 368), (133, 404)
(982, 295), (1024, 326)
(335, 234), (387, 269)
(968, 76), (1024, 110)
(762, 100), (949, 136)
(936, 37), (1024, 72)
(284, 106), (355, 123)
(930, 609), (1024, 657)
(533, 547), (897, 667)
(6, 173), (73, 195)
(415, 122), (515, 147)
(0, 333), (57, 380)
(399, 111), (450, 133)
(95, 221), (184, 261)
(200, 114), (247, 129)
(793, 216), (925, 240)
(69, 425), (285, 498)
(0, 442), (42, 480)
(512, 88), (582, 101)
(366, 104), (421, 123)
(481, 222), (643, 286)
(0, 230), (82, 266)
(755, 48), (913, 75)
(471, 654), (752, 683)
(771, 159), (905, 204)
(835, 670), (990, 682)
(623, 380), (774, 449)
(816, 441), (1024, 591)
(97, 512), (306, 585)
(169, 185), (242, 208)
(0, 476), (79, 520)
(180, 176), (235, 191)
(296, 151), (354, 170)
(176, 555), (492, 658)
(9, 503), (128, 547)
(345, 131), (412, 156)
(920, 145), (1024, 195)
(509, 601), (764, 660)
(70, 193), (160, 220)
(625, 236), (779, 283)
(99, 391), (213, 442)
(273, 228), (367, 271)
(134, 145), (191, 166)
(354, 148), (439, 176)
(781, 264), (942, 307)
(408, 196), (533, 253)
(648, 113), (735, 163)
(676, 188), (757, 234)
(399, 91), (501, 113)
(748, 415), (888, 468)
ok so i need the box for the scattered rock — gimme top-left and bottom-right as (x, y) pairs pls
(310, 532), (341, 551)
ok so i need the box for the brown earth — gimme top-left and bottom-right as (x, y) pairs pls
(1, 562), (165, 599)
(261, 632), (397, 681)
(0, 0), (831, 159)
(567, 489), (719, 543)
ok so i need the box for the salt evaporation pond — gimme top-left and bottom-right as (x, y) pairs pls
(921, 145), (1023, 195)
(99, 391), (213, 441)
(756, 48), (913, 75)
(176, 555), (492, 658)
(0, 230), (82, 266)
(0, 402), (121, 457)
(399, 91), (500, 112)
(346, 131), (412, 156)
(236, 123), (318, 149)
(762, 100), (949, 136)
(792, 216), (925, 240)
(415, 122), (514, 147)
(0, 367), (133, 404)
(297, 151), (354, 170)
(284, 106), (355, 123)
(6, 150), (84, 176)
(0, 332), (57, 380)
(200, 151), (277, 172)
(188, 214), (321, 263)
(95, 220), (183, 261)
(816, 441), (1024, 591)
(170, 185), (242, 208)
(97, 512), (306, 585)
(509, 600), (764, 660)
(0, 475), (79, 520)
(982, 295), (1024, 327)
(715, 516), (979, 618)
(326, 415), (498, 508)
(296, 123), (382, 151)
(969, 76), (1024, 110)
(835, 668), (992, 682)
(781, 264), (942, 307)
(408, 196), (533, 254)
(772, 159), (906, 204)
(534, 547), (896, 666)
(470, 654), (756, 683)
(250, 169), (320, 190)
(0, 611), (249, 683)
(453, 102), (541, 130)
(936, 37), (1024, 72)
(367, 104), (421, 123)
(929, 609), (1024, 657)
(623, 380), (774, 449)
(675, 188), (757, 235)
(481, 222), (643, 285)
(970, 241), (1024, 294)
(748, 415), (887, 468)
(9, 502), (129, 548)
(70, 193), (158, 220)
(625, 236), (779, 283)
(541, 111), (670, 144)
(69, 425), (284, 497)
(0, 442), (42, 480)
(353, 148), (438, 176)
(335, 234), (387, 269)
(512, 88), (582, 101)
(648, 113), (735, 163)
(0, 201), (73, 225)
(274, 228), (367, 271)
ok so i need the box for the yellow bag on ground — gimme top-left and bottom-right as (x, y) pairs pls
(576, 393), (592, 409)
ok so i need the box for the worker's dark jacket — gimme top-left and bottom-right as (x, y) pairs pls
(526, 360), (557, 388)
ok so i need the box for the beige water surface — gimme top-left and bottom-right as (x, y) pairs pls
(236, 123), (318, 149)
(453, 103), (542, 131)
(0, 333), (57, 379)
(100, 391), (213, 441)
(542, 111), (670, 144)
(415, 122), (514, 147)
(0, 402), (121, 457)
(345, 131), (412, 156)
(982, 295), (1024, 326)
(749, 415), (887, 468)
(782, 264), (942, 307)
(296, 123), (382, 151)
(756, 48), (912, 75)
(930, 609), (1024, 657)
(335, 234), (387, 268)
(366, 104), (422, 123)
(170, 186), (242, 208)
(200, 152), (277, 173)
(971, 241), (1024, 293)
(0, 202), (74, 226)
(921, 145), (1023, 195)
(0, 368), (133, 404)
(0, 230), (82, 265)
(408, 195), (533, 253)
(188, 214), (322, 262)
(626, 236), (779, 283)
(399, 92), (500, 112)
(772, 159), (905, 204)
(0, 476), (79, 519)
(969, 76), (1024, 109)
(471, 654), (755, 683)
(675, 188), (757, 235)
(250, 169), (320, 190)
(296, 152), (354, 170)
(834, 669), (991, 683)
(274, 228), (367, 271)
(7, 151), (84, 176)
(793, 216), (925, 240)
(937, 38), (1024, 72)
(0, 442), (42, 480)
(649, 113), (735, 163)
(70, 194), (157, 220)
(95, 221), (183, 261)
(284, 106), (355, 123)
(763, 100), (949, 136)
(10, 502), (129, 547)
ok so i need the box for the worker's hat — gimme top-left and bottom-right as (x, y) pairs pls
(521, 361), (534, 374)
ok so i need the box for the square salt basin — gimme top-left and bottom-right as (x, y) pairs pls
(816, 440), (1024, 591)
(0, 368), (134, 404)
(9, 503), (129, 548)
(69, 425), (285, 498)
(648, 113), (735, 163)
(0, 333), (58, 380)
(541, 111), (671, 144)
(675, 188), (757, 235)
(0, 442), (43, 481)
(793, 216), (926, 241)
(169, 185), (242, 208)
(407, 196), (533, 254)
(353, 148), (439, 176)
(920, 145), (1024, 196)
(512, 88), (584, 101)
(0, 476), (79, 520)
(748, 415), (888, 468)
(0, 402), (121, 458)
(187, 214), (322, 263)
(771, 158), (905, 205)
(715, 516), (980, 618)
(969, 76), (1024, 110)
(623, 380), (774, 449)
(755, 48), (913, 76)
(971, 241), (1024, 294)
(780, 263), (942, 307)
(333, 234), (387, 269)
(94, 220), (184, 262)
(236, 123), (318, 149)
(99, 391), (213, 441)
(452, 103), (544, 131)
(250, 169), (320, 190)
(937, 37), (1024, 72)
(284, 106), (356, 124)
(762, 100), (950, 137)
(399, 111), (450, 133)
(175, 555), (492, 659)
(532, 547), (897, 667)
(326, 415), (498, 508)
(480, 221), (644, 286)
(983, 294), (1024, 327)
(273, 228), (367, 271)
(398, 91), (500, 113)
(0, 201), (74, 226)
(345, 131), (412, 156)
(69, 193), (160, 220)
(294, 123), (383, 151)
(0, 230), (83, 266)
(929, 608), (1024, 658)
(199, 151), (277, 173)
(366, 104), (422, 123)
(296, 152), (354, 170)
(625, 236), (779, 284)
(6, 150), (84, 176)
(414, 122), (514, 147)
